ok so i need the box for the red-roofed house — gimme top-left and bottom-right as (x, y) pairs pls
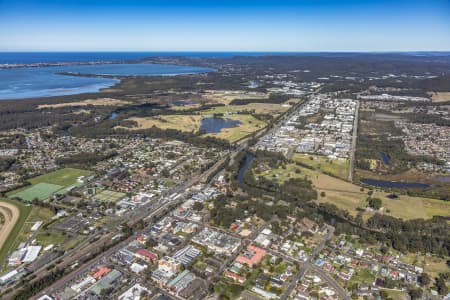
(236, 245), (266, 268)
(92, 266), (111, 280)
(224, 270), (246, 283)
(135, 249), (158, 263)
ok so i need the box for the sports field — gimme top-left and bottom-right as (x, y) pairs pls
(7, 168), (90, 202)
(93, 190), (126, 202)
(10, 182), (63, 201)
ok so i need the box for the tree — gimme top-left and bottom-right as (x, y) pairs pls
(368, 198), (382, 210)
(193, 202), (204, 211)
(408, 288), (423, 300)
(436, 274), (448, 295)
(420, 273), (431, 286)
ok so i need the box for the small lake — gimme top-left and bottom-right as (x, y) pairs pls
(237, 153), (255, 184)
(110, 112), (118, 120)
(0, 63), (213, 100)
(435, 176), (450, 183)
(360, 178), (430, 188)
(200, 117), (241, 134)
(379, 152), (391, 165)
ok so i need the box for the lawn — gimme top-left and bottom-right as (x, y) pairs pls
(348, 269), (375, 286)
(123, 115), (202, 132)
(35, 230), (67, 247)
(292, 153), (350, 180)
(0, 199), (32, 267)
(93, 190), (126, 202)
(10, 182), (64, 201)
(7, 168), (90, 201)
(401, 253), (450, 278)
(24, 168), (90, 187)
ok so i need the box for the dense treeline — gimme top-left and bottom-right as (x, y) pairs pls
(67, 118), (233, 150)
(229, 93), (290, 105)
(55, 150), (118, 166)
(230, 150), (317, 207)
(317, 203), (450, 256)
(210, 194), (290, 228)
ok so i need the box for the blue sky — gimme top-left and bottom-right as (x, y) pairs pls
(0, 0), (449, 51)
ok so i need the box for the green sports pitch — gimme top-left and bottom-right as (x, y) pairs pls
(93, 190), (126, 203)
(8, 168), (91, 202)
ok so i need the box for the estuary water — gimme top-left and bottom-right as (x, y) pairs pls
(0, 63), (212, 100)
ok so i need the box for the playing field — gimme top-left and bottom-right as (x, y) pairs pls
(26, 168), (91, 187)
(7, 168), (90, 202)
(93, 190), (126, 202)
(10, 182), (63, 201)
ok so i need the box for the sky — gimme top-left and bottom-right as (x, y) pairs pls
(0, 0), (449, 52)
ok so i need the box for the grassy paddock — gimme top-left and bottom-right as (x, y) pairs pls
(292, 153), (349, 180)
(258, 163), (450, 220)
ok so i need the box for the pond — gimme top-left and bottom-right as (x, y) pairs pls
(199, 117), (241, 134)
(172, 100), (193, 106)
(237, 153), (255, 184)
(379, 152), (391, 165)
(109, 112), (118, 120)
(360, 178), (430, 188)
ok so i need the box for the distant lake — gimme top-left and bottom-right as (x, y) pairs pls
(0, 63), (213, 100)
(360, 178), (430, 188)
(200, 117), (241, 133)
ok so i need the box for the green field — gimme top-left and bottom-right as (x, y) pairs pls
(257, 163), (450, 220)
(93, 190), (126, 202)
(10, 182), (63, 201)
(35, 230), (67, 247)
(26, 168), (90, 186)
(7, 168), (91, 202)
(0, 199), (32, 267)
(292, 153), (349, 180)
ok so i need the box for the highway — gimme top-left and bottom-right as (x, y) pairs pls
(348, 100), (360, 183)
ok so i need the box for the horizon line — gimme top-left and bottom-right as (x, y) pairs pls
(1, 50), (450, 53)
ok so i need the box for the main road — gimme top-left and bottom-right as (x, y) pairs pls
(348, 100), (360, 183)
